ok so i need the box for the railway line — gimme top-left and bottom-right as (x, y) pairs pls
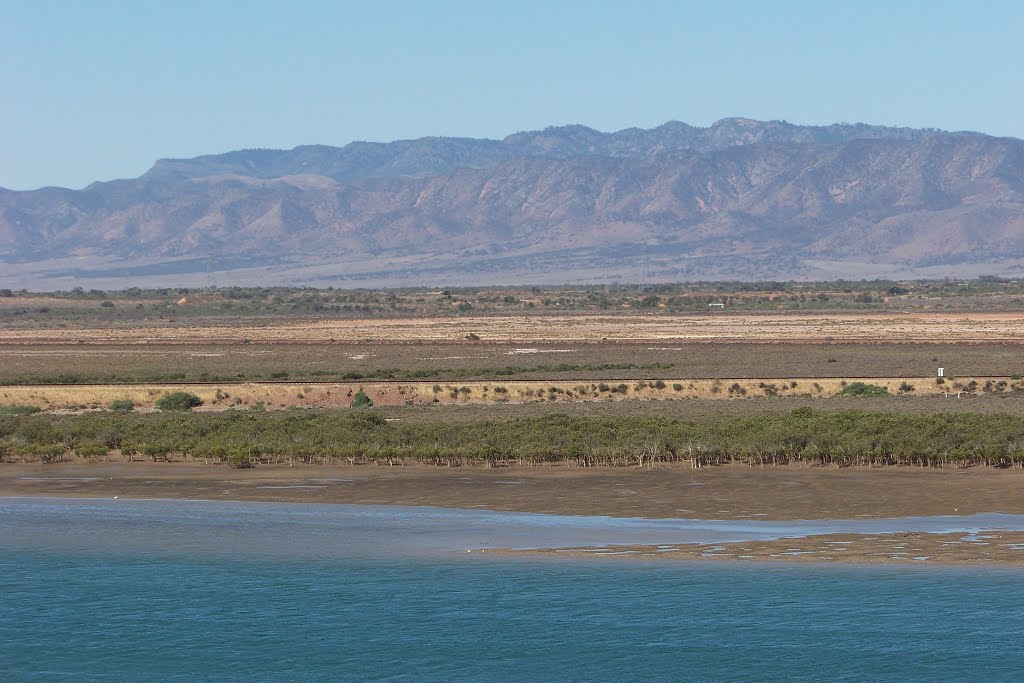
(1, 375), (1014, 389)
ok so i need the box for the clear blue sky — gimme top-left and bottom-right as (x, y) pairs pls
(2, 0), (1021, 190)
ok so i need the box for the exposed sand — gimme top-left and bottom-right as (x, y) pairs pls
(1, 375), (997, 410)
(5, 312), (1024, 344)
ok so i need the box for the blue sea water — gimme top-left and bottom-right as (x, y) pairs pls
(3, 498), (1024, 681)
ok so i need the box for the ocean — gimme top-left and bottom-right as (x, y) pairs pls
(3, 497), (1023, 681)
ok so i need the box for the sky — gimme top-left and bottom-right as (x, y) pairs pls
(1, 0), (1022, 190)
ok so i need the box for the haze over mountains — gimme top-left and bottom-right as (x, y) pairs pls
(2, 118), (1022, 289)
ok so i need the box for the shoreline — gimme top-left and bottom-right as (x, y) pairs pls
(6, 491), (1023, 567)
(4, 461), (1023, 520)
(5, 461), (1024, 566)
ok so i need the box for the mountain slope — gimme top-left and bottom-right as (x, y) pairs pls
(1, 119), (1022, 288)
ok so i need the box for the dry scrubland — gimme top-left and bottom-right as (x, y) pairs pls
(4, 376), (1024, 413)
(0, 340), (1021, 388)
(1, 313), (1022, 411)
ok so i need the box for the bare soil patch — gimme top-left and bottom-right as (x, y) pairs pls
(3, 461), (1021, 520)
(5, 312), (1024, 344)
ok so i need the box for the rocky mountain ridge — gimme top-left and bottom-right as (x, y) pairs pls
(1, 118), (1021, 289)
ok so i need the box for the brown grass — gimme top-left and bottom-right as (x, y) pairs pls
(3, 376), (1020, 412)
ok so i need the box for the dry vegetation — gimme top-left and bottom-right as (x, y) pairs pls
(4, 375), (1024, 413)
(3, 278), (1024, 330)
(0, 341), (1020, 385)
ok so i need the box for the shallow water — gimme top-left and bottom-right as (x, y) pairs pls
(3, 498), (1024, 681)
(4, 497), (1024, 559)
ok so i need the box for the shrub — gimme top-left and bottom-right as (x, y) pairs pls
(653, 380), (667, 390)
(1013, 373), (1022, 381)
(155, 392), (203, 411)
(109, 399), (134, 412)
(0, 405), (42, 415)
(897, 382), (915, 393)
(351, 389), (373, 408)
(249, 401), (265, 412)
(840, 382), (889, 397)
(465, 332), (481, 340)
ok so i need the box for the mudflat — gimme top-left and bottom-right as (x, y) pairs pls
(494, 531), (1024, 565)
(3, 461), (1022, 520)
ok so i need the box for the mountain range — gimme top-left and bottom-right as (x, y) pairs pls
(2, 117), (1022, 289)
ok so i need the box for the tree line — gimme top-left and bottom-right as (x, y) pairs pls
(2, 408), (1023, 469)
